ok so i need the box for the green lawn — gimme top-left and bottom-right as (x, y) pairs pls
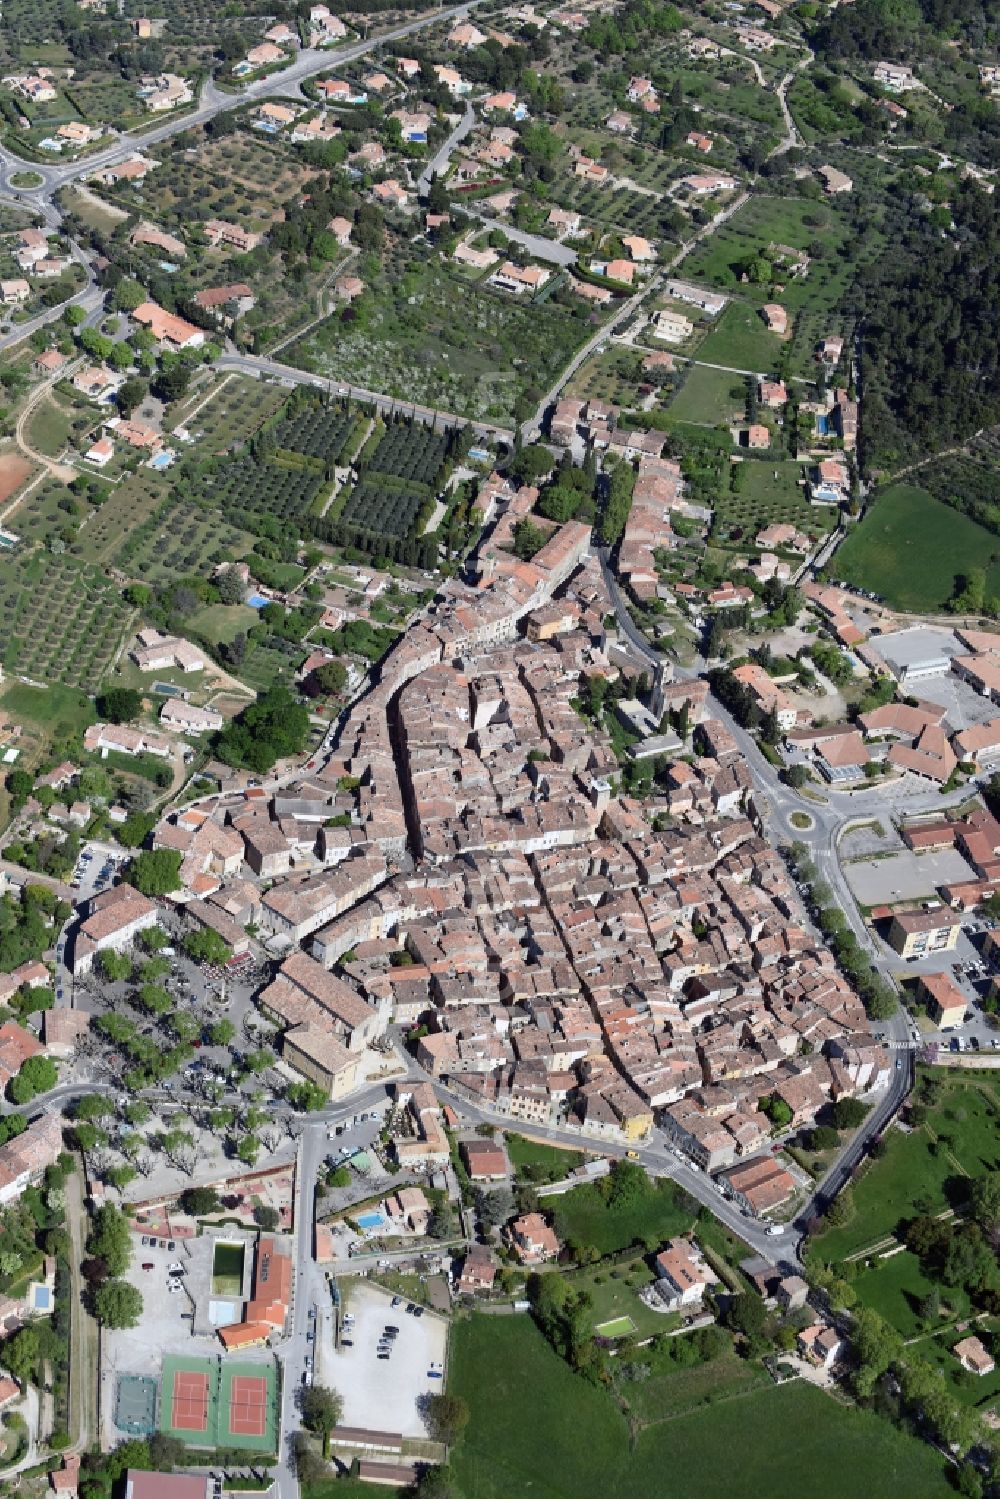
(910, 1322), (1000, 1411)
(832, 484), (1000, 611)
(450, 1315), (955, 1499)
(695, 300), (786, 374)
(667, 364), (746, 426)
(551, 1179), (691, 1256)
(0, 680), (95, 732)
(851, 1251), (943, 1339)
(187, 602), (259, 647)
(814, 1071), (1000, 1261)
(567, 1255), (676, 1339)
(815, 1126), (954, 1263)
(304, 1486), (390, 1499)
(506, 1133), (584, 1184)
(25, 395), (77, 459)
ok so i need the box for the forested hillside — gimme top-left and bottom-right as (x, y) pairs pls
(814, 0), (1000, 60)
(860, 186), (1000, 472)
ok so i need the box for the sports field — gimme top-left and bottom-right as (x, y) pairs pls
(160, 1354), (279, 1452)
(114, 1373), (157, 1435)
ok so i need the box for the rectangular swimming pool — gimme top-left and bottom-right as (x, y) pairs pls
(356, 1211), (386, 1231)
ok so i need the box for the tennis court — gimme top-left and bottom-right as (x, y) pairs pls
(115, 1374), (158, 1434)
(228, 1374), (268, 1437)
(172, 1370), (210, 1432)
(219, 1359), (280, 1452)
(160, 1354), (220, 1447)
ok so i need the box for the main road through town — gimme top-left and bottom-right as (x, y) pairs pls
(0, 0), (486, 201)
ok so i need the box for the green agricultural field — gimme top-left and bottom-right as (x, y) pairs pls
(290, 256), (590, 425)
(695, 301), (786, 374)
(621, 1346), (771, 1425)
(832, 484), (1000, 611)
(565, 346), (658, 409)
(175, 375), (289, 451)
(551, 1178), (691, 1256)
(667, 364), (746, 426)
(110, 490), (254, 583)
(681, 195), (852, 314)
(237, 639), (305, 694)
(450, 1316), (954, 1499)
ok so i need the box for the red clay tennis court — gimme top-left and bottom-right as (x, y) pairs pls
(227, 1374), (268, 1437)
(171, 1370), (210, 1432)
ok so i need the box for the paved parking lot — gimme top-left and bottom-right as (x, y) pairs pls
(844, 848), (975, 905)
(332, 1281), (447, 1437)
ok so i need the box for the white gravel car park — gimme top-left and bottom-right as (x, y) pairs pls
(332, 1282), (447, 1437)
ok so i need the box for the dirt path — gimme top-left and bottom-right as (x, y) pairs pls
(15, 368), (82, 481)
(174, 370), (235, 430)
(66, 1167), (98, 1452)
(881, 428), (989, 487)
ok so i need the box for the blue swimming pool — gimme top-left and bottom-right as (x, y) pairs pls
(247, 593), (268, 608)
(356, 1211), (386, 1230)
(150, 451), (174, 469)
